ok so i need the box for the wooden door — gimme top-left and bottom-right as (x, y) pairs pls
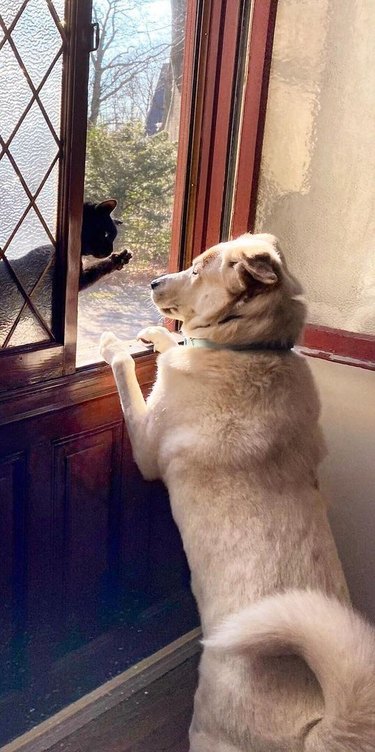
(0, 362), (197, 745)
(0, 0), (256, 743)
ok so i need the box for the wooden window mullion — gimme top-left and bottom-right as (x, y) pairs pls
(175, 0), (248, 266)
(230, 0), (278, 238)
(58, 0), (93, 374)
(168, 0), (199, 273)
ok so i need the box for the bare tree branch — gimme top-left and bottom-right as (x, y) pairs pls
(88, 0), (185, 128)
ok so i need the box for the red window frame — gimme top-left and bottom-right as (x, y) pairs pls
(170, 0), (251, 270)
(228, 0), (375, 372)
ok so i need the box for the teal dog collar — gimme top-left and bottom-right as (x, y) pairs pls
(183, 337), (294, 352)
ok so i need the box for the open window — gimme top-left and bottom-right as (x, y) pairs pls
(0, 0), (197, 387)
(0, 0), (260, 386)
(76, 0), (190, 365)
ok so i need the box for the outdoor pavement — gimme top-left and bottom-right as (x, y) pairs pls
(76, 266), (164, 366)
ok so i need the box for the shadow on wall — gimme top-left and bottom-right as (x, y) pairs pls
(310, 357), (375, 623)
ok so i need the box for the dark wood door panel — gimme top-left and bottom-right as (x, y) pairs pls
(0, 409), (127, 692)
(0, 457), (19, 644)
(0, 393), (123, 455)
(0, 365), (197, 745)
(0, 453), (27, 696)
(52, 423), (123, 631)
(119, 431), (153, 593)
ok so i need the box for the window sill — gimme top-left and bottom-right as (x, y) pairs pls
(76, 332), (183, 369)
(299, 325), (375, 372)
(76, 338), (154, 369)
(0, 348), (158, 427)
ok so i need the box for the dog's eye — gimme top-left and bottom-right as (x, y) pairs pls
(192, 268), (199, 276)
(228, 261), (237, 268)
(104, 231), (110, 239)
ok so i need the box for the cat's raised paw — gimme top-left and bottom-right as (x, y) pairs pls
(112, 248), (132, 269)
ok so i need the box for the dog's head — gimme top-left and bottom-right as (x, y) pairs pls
(151, 233), (306, 346)
(81, 199), (122, 258)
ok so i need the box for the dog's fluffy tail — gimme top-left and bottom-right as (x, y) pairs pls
(204, 590), (375, 751)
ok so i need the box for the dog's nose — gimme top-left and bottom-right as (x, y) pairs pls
(150, 276), (164, 289)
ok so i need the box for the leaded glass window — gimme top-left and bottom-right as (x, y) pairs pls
(0, 0), (65, 349)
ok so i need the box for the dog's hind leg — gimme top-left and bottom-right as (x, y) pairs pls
(137, 325), (178, 353)
(190, 717), (247, 752)
(99, 332), (160, 480)
(190, 731), (246, 752)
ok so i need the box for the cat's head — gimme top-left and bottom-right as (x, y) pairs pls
(81, 199), (123, 257)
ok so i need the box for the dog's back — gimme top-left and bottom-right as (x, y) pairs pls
(100, 231), (375, 751)
(152, 345), (362, 750)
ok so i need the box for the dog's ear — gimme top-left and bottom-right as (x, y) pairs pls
(239, 252), (279, 287)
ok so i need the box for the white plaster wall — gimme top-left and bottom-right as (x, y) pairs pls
(308, 357), (375, 621)
(254, 0), (375, 335)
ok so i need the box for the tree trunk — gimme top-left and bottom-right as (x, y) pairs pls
(164, 0), (186, 139)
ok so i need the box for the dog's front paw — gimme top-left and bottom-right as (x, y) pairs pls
(100, 331), (133, 367)
(137, 325), (177, 353)
(112, 248), (132, 270)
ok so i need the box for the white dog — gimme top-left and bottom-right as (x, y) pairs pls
(100, 233), (375, 751)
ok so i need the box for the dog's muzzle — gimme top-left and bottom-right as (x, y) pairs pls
(150, 275), (167, 289)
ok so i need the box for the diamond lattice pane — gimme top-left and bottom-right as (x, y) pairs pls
(7, 229), (55, 293)
(9, 101), (59, 195)
(30, 261), (55, 331)
(0, 40), (34, 141)
(10, 0), (63, 88)
(0, 0), (65, 350)
(35, 161), (60, 236)
(0, 153), (29, 247)
(0, 1), (25, 27)
(39, 56), (63, 134)
(53, 0), (65, 20)
(6, 305), (50, 348)
(5, 207), (53, 263)
(0, 257), (28, 346)
(4, 212), (56, 341)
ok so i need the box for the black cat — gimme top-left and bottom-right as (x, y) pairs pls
(80, 199), (132, 289)
(0, 198), (132, 346)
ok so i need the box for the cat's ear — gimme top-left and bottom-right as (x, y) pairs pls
(96, 199), (117, 213)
